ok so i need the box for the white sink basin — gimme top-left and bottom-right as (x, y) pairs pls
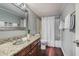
(13, 37), (27, 45)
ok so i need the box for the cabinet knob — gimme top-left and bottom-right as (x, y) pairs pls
(29, 52), (32, 55)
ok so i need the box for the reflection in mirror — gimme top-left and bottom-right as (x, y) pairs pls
(0, 3), (28, 31)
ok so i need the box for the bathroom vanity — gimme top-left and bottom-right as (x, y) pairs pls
(0, 34), (40, 56)
(14, 37), (40, 56)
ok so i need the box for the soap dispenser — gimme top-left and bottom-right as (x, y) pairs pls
(27, 29), (31, 41)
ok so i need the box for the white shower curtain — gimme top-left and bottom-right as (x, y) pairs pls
(41, 16), (55, 47)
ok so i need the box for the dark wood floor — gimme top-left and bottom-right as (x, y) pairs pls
(40, 47), (64, 56)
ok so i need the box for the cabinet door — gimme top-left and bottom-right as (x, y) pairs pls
(30, 45), (38, 56)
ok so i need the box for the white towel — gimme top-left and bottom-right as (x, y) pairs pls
(64, 14), (70, 29)
(59, 21), (64, 30)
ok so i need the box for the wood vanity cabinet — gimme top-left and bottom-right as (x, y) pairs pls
(14, 39), (41, 56)
(27, 45), (38, 56)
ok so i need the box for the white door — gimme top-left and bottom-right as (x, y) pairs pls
(75, 4), (79, 56)
(62, 13), (75, 56)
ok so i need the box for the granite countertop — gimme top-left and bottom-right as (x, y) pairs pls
(0, 34), (40, 56)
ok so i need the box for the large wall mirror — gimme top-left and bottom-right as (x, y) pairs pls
(0, 3), (28, 31)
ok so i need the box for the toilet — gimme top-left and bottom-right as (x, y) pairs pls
(41, 40), (47, 50)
